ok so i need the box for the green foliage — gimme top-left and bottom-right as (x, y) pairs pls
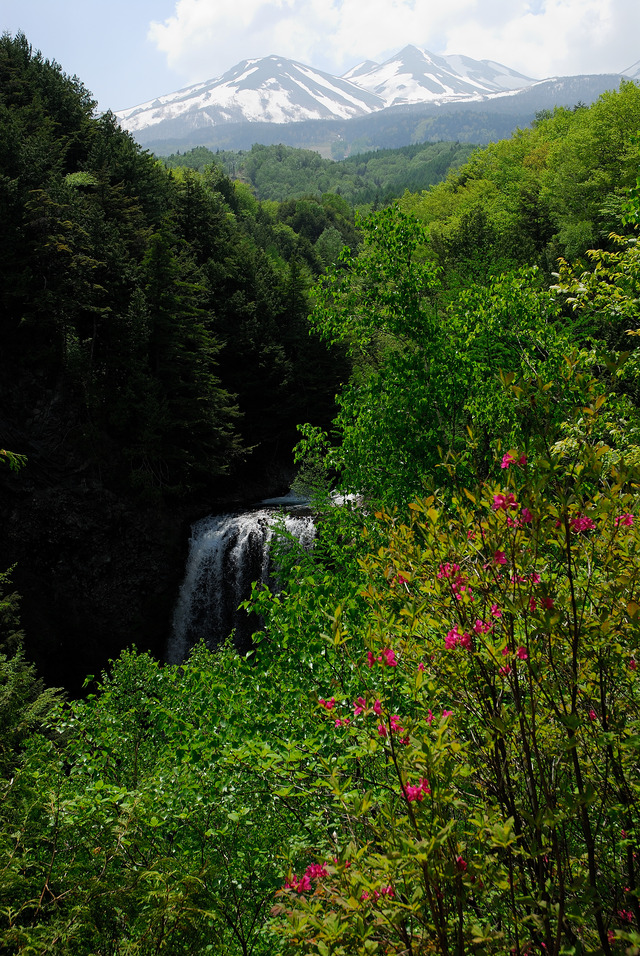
(162, 141), (475, 206)
(272, 368), (640, 954)
(298, 207), (577, 503)
(0, 646), (302, 954)
(401, 82), (640, 281)
(0, 568), (62, 779)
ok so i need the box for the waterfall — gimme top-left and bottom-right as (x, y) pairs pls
(168, 498), (315, 663)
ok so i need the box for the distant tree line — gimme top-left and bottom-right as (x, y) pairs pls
(163, 140), (476, 206)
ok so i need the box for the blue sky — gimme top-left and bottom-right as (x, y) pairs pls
(3, 0), (638, 113)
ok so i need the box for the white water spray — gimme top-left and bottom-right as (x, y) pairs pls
(168, 503), (314, 663)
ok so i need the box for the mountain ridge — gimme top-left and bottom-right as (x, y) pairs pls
(115, 45), (637, 155)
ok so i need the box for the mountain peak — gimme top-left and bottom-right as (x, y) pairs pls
(115, 46), (616, 148)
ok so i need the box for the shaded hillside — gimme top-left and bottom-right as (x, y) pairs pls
(163, 141), (476, 204)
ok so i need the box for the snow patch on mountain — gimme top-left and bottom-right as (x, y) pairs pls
(354, 46), (534, 107)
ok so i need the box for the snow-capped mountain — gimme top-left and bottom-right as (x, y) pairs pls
(118, 55), (383, 134)
(116, 45), (633, 153)
(349, 46), (533, 107)
(623, 59), (640, 79)
(116, 46), (534, 136)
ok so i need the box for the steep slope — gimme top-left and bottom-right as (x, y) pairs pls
(353, 45), (533, 106)
(118, 55), (383, 135)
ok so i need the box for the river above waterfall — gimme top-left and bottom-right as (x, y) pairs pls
(167, 494), (315, 663)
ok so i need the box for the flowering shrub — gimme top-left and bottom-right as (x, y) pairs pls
(272, 376), (640, 955)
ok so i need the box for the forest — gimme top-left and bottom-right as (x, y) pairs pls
(162, 141), (476, 206)
(2, 29), (640, 955)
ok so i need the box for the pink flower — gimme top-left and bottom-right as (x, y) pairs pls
(285, 872), (313, 893)
(490, 604), (503, 618)
(426, 709), (434, 724)
(529, 598), (537, 612)
(335, 717), (351, 728)
(492, 492), (518, 512)
(445, 625), (472, 650)
(541, 596), (554, 610)
(516, 646), (528, 660)
(406, 778), (431, 802)
(389, 714), (405, 733)
(570, 514), (595, 532)
(378, 723), (388, 738)
(473, 618), (491, 634)
(438, 562), (461, 579)
(353, 696), (367, 716)
(589, 709), (597, 721)
(368, 648), (398, 667)
(494, 550), (507, 565)
(319, 697), (336, 710)
(397, 573), (409, 586)
(501, 452), (526, 469)
(373, 699), (382, 715)
(304, 863), (328, 880)
(521, 507), (533, 524)
(442, 709), (453, 718)
(499, 665), (512, 676)
(418, 662), (425, 672)
(630, 659), (637, 671)
(456, 855), (468, 872)
(530, 571), (541, 584)
(379, 647), (398, 666)
(615, 513), (634, 527)
(445, 627), (458, 649)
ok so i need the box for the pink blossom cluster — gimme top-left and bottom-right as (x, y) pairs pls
(501, 452), (527, 469)
(361, 885), (394, 901)
(427, 708), (453, 723)
(319, 697), (336, 710)
(284, 861), (328, 893)
(437, 562), (472, 600)
(378, 714), (409, 744)
(367, 648), (398, 667)
(473, 618), (492, 635)
(570, 514), (595, 532)
(353, 696), (367, 716)
(405, 777), (431, 802)
(492, 492), (518, 512)
(615, 513), (634, 527)
(507, 507), (533, 528)
(445, 624), (472, 649)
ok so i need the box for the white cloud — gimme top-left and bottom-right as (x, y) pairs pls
(148, 0), (640, 85)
